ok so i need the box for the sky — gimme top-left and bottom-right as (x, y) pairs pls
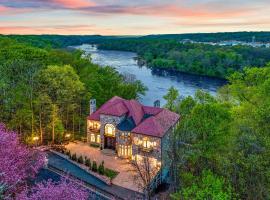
(0, 0), (270, 35)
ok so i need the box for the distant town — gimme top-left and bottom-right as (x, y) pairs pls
(181, 36), (270, 48)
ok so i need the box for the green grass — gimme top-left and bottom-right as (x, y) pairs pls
(104, 168), (119, 180)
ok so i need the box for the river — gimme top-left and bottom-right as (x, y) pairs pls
(77, 44), (226, 106)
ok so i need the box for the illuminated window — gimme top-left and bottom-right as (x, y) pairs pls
(96, 135), (100, 143)
(105, 124), (115, 136)
(90, 133), (95, 142)
(118, 145), (132, 157)
(143, 138), (151, 149)
(89, 121), (100, 131)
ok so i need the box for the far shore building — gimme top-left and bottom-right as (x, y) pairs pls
(86, 96), (180, 185)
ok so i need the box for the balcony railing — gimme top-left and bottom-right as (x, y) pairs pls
(139, 145), (153, 152)
(89, 127), (100, 133)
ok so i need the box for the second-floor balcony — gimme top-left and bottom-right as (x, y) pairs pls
(89, 127), (100, 133)
(140, 145), (153, 153)
(88, 120), (101, 133)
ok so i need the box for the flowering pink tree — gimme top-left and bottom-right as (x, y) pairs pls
(0, 124), (89, 200)
(0, 124), (45, 196)
(16, 179), (88, 200)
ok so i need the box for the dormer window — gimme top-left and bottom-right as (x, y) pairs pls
(105, 124), (115, 137)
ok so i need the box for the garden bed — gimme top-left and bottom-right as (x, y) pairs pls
(50, 149), (118, 184)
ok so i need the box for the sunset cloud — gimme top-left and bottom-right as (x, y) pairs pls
(0, 0), (270, 35)
(93, 4), (254, 19)
(0, 24), (117, 35)
(51, 0), (96, 9)
(0, 5), (9, 12)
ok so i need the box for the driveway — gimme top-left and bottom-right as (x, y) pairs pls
(65, 142), (142, 193)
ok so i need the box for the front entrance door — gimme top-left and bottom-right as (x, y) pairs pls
(104, 136), (116, 150)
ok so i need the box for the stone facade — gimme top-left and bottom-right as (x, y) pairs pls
(86, 117), (178, 173)
(87, 115), (168, 163)
(99, 114), (124, 150)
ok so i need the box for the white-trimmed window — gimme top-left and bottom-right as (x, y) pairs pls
(105, 124), (115, 137)
(96, 134), (100, 143)
(90, 133), (95, 142)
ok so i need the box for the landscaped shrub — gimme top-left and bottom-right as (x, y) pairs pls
(85, 158), (91, 168)
(66, 150), (71, 158)
(71, 153), (77, 161)
(92, 161), (97, 172)
(104, 168), (118, 180)
(78, 155), (84, 164)
(98, 161), (105, 175)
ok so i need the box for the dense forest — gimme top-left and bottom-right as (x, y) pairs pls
(98, 39), (270, 78)
(0, 36), (146, 144)
(163, 65), (270, 199)
(0, 35), (133, 48)
(2, 32), (270, 48)
(142, 31), (270, 42)
(2, 33), (270, 79)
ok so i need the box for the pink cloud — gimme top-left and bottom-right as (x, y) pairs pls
(112, 4), (255, 19)
(51, 0), (96, 9)
(0, 5), (9, 12)
(0, 25), (117, 35)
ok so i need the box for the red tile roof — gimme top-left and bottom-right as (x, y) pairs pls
(88, 96), (180, 138)
(132, 109), (180, 137)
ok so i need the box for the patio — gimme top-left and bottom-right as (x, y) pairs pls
(65, 141), (142, 192)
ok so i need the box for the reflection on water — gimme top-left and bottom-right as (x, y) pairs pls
(77, 44), (226, 106)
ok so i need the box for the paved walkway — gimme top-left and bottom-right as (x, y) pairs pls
(65, 142), (142, 193)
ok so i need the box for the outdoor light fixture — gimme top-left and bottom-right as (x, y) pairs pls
(65, 134), (71, 138)
(33, 136), (39, 141)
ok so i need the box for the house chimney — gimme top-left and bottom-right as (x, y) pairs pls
(154, 100), (160, 108)
(90, 99), (96, 115)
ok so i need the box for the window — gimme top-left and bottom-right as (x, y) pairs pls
(90, 133), (95, 142)
(143, 138), (151, 149)
(96, 135), (100, 143)
(89, 121), (100, 131)
(105, 124), (115, 137)
(118, 145), (132, 157)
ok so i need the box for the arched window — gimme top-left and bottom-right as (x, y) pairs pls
(105, 124), (115, 137)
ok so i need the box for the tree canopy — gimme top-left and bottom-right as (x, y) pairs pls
(167, 65), (270, 200)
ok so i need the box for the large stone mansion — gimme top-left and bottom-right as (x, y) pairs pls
(87, 96), (180, 181)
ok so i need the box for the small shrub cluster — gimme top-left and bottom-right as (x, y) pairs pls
(78, 155), (84, 164)
(64, 150), (71, 158)
(98, 161), (105, 175)
(92, 161), (97, 172)
(64, 151), (118, 179)
(85, 158), (91, 168)
(71, 153), (77, 161)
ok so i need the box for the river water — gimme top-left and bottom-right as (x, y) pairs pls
(77, 44), (226, 106)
